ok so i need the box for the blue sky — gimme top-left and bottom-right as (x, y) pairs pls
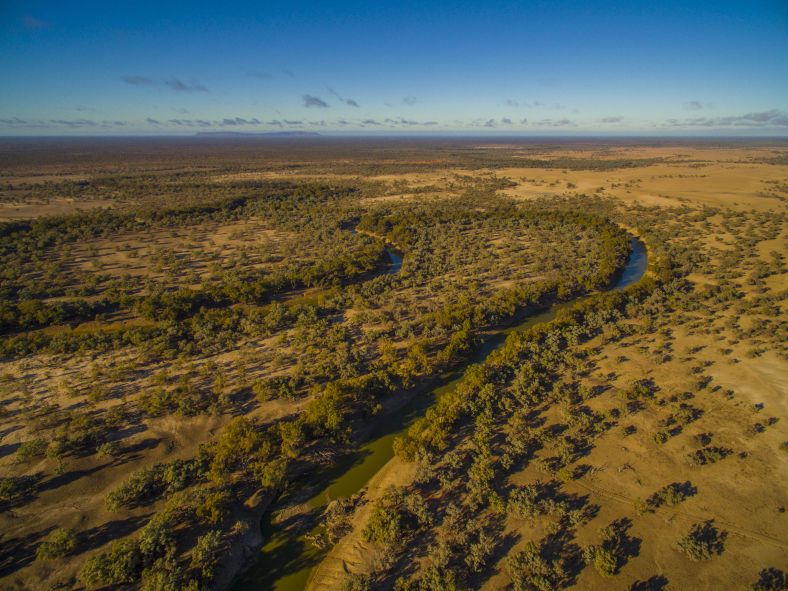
(1, 0), (787, 135)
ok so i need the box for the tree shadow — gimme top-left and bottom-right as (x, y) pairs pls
(77, 515), (152, 553)
(469, 530), (521, 589)
(115, 437), (161, 463)
(38, 462), (112, 494)
(630, 574), (670, 590)
(0, 526), (54, 576)
(0, 473), (44, 511)
(0, 441), (21, 460)
(601, 517), (641, 573)
(542, 526), (584, 587)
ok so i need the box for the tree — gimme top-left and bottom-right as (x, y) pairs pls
(191, 530), (223, 582)
(750, 568), (786, 591)
(675, 521), (726, 561)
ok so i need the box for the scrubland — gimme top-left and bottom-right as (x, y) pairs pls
(0, 138), (785, 591)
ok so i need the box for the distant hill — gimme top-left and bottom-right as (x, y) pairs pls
(194, 131), (321, 138)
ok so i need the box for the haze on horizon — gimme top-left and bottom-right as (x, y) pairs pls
(1, 0), (787, 137)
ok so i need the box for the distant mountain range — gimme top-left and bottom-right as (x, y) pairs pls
(194, 131), (321, 138)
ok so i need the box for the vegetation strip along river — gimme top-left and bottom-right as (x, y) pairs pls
(234, 236), (648, 591)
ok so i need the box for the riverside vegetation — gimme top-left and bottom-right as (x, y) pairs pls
(0, 138), (785, 591)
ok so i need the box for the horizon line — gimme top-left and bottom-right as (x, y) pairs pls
(2, 134), (787, 140)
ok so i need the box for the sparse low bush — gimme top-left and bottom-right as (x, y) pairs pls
(653, 430), (669, 444)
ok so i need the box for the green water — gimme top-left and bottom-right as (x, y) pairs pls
(234, 237), (647, 591)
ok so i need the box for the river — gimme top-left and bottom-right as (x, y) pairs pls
(234, 235), (647, 591)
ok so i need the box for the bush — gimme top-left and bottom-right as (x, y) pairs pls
(140, 553), (185, 591)
(96, 440), (122, 458)
(191, 530), (223, 581)
(642, 481), (696, 512)
(465, 530), (494, 573)
(507, 541), (567, 591)
(653, 431), (669, 444)
(80, 538), (141, 587)
(340, 573), (371, 591)
(507, 481), (568, 519)
(36, 527), (78, 559)
(362, 486), (431, 547)
(106, 458), (201, 510)
(15, 438), (48, 462)
(196, 488), (232, 525)
(583, 545), (618, 577)
(0, 475), (36, 504)
(324, 496), (359, 543)
(137, 513), (176, 566)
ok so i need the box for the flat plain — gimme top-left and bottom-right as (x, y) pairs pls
(0, 138), (785, 591)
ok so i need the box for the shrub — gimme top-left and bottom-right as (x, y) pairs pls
(362, 486), (431, 547)
(137, 513), (176, 566)
(583, 545), (618, 577)
(465, 530), (494, 573)
(96, 441), (122, 458)
(507, 541), (567, 591)
(196, 488), (232, 525)
(324, 496), (359, 543)
(140, 553), (185, 591)
(106, 458), (201, 510)
(653, 431), (669, 444)
(191, 530), (223, 581)
(80, 538), (141, 587)
(0, 475), (36, 504)
(36, 527), (78, 559)
(584, 519), (637, 577)
(646, 482), (696, 510)
(340, 573), (371, 591)
(15, 438), (48, 462)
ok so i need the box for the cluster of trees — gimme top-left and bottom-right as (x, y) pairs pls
(2, 186), (647, 589)
(339, 213), (666, 587)
(0, 182), (382, 336)
(0, 298), (118, 334)
(346, 195), (786, 589)
(80, 496), (226, 589)
(79, 416), (302, 587)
